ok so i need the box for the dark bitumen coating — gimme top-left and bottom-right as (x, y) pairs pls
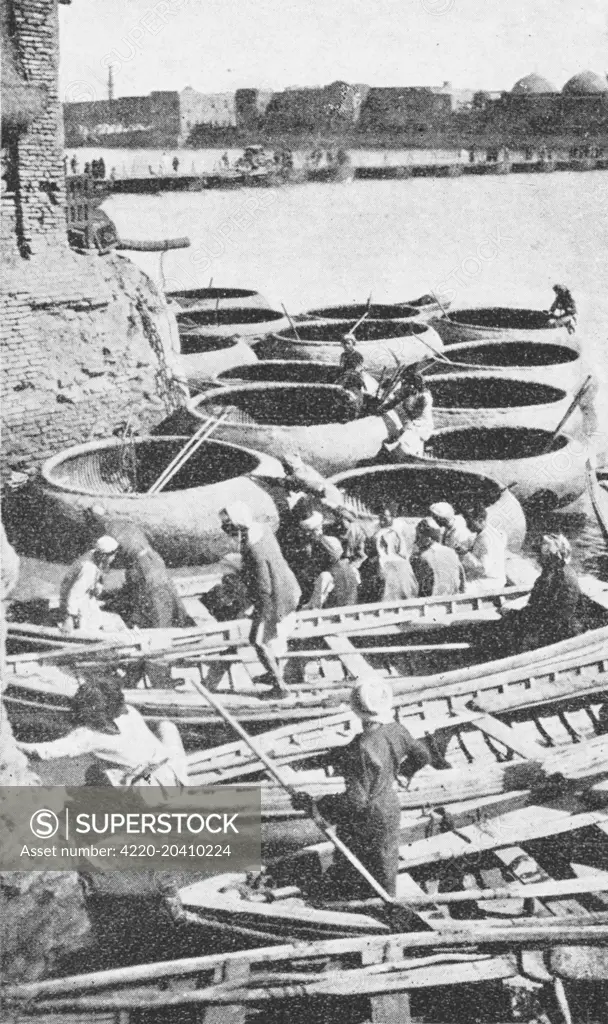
(443, 308), (558, 330)
(441, 341), (578, 367)
(305, 303), (419, 320)
(46, 438), (261, 495)
(179, 334), (243, 355)
(177, 307), (285, 327)
(274, 319), (429, 343)
(429, 426), (569, 461)
(169, 287), (259, 308)
(428, 376), (565, 408)
(217, 361), (340, 384)
(193, 384), (358, 426)
(333, 463), (503, 514)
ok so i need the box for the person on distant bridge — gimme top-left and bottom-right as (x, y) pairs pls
(172, 156), (179, 173)
(70, 154), (78, 175)
(549, 284), (577, 333)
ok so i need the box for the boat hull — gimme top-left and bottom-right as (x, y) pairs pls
(187, 384), (388, 476)
(432, 308), (579, 352)
(329, 461), (526, 551)
(176, 307), (290, 340)
(34, 436), (285, 566)
(176, 336), (258, 391)
(428, 373), (581, 433)
(166, 287), (269, 313)
(256, 319), (444, 377)
(422, 339), (585, 392)
(417, 425), (588, 510)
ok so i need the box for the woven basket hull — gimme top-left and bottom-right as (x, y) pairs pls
(37, 437), (285, 566)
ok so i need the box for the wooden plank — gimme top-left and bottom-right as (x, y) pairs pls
(322, 634), (386, 681)
(397, 807), (608, 870)
(471, 714), (542, 760)
(203, 962), (250, 1024)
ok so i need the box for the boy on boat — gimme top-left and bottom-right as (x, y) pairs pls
(58, 535), (118, 632)
(549, 284), (577, 333)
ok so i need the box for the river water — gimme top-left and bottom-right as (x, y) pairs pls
(101, 169), (608, 576)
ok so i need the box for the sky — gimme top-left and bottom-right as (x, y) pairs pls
(58, 0), (608, 103)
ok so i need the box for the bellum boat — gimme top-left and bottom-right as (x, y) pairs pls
(33, 436), (284, 566)
(186, 383), (387, 475)
(432, 308), (579, 351)
(415, 425), (588, 510)
(256, 320), (444, 376)
(166, 286), (269, 313)
(177, 306), (289, 340)
(422, 339), (584, 391)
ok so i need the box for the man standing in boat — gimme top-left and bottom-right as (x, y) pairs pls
(58, 535), (118, 632)
(292, 679), (433, 898)
(220, 502), (301, 699)
(411, 517), (466, 597)
(549, 284), (577, 333)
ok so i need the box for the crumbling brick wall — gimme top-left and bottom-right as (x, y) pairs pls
(1, 250), (182, 476)
(9, 0), (68, 256)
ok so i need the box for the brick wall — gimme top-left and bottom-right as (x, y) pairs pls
(10, 0), (67, 256)
(1, 251), (182, 477)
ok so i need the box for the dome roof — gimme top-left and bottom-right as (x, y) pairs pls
(512, 73), (556, 94)
(562, 71), (608, 94)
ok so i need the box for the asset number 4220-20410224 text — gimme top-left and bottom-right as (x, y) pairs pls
(119, 844), (232, 857)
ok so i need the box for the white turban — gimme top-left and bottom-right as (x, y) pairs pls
(350, 679), (394, 725)
(223, 502), (254, 530)
(429, 502), (454, 522)
(95, 535), (119, 554)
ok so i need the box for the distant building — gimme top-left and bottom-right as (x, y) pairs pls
(64, 92), (181, 148)
(235, 88), (274, 130)
(263, 81), (369, 133)
(180, 87), (236, 141)
(358, 87), (453, 134)
(479, 70), (608, 140)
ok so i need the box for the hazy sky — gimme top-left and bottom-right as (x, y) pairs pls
(59, 0), (608, 102)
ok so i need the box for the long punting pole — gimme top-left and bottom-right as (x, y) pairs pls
(190, 675), (400, 906)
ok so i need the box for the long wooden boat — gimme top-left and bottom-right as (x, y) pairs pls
(255, 319), (444, 375)
(587, 457), (608, 546)
(410, 425), (588, 511)
(421, 338), (585, 393)
(176, 334), (258, 392)
(176, 306), (290, 340)
(5, 578), (608, 749)
(431, 307), (579, 351)
(166, 286), (269, 313)
(12, 919), (608, 1024)
(32, 436), (284, 566)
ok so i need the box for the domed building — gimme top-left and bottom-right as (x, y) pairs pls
(512, 73), (556, 94)
(562, 71), (608, 94)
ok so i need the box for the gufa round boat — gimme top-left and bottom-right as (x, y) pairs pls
(432, 307), (579, 352)
(214, 362), (576, 434)
(176, 333), (258, 392)
(187, 383), (387, 476)
(422, 339), (584, 392)
(415, 425), (588, 511)
(302, 302), (422, 323)
(329, 461), (526, 551)
(35, 436), (284, 566)
(176, 306), (289, 340)
(256, 319), (444, 375)
(166, 286), (269, 313)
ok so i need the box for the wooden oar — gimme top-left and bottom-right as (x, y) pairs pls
(281, 303), (302, 342)
(190, 675), (411, 910)
(416, 331), (453, 364)
(541, 375), (593, 454)
(147, 408), (230, 494)
(431, 289), (453, 322)
(345, 309), (369, 339)
(196, 642), (470, 664)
